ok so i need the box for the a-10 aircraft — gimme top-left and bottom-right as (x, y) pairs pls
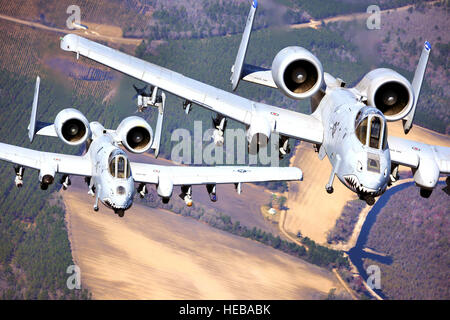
(60, 0), (449, 205)
(0, 77), (302, 217)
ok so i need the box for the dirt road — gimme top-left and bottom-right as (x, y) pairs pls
(0, 13), (143, 46)
(0, 1), (441, 46)
(289, 1), (442, 30)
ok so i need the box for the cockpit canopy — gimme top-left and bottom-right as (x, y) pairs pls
(355, 107), (387, 150)
(108, 150), (131, 179)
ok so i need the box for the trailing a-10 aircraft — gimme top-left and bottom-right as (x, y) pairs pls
(59, 0), (449, 205)
(0, 77), (302, 217)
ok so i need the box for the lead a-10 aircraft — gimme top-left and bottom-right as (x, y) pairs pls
(60, 0), (450, 205)
(0, 77), (302, 217)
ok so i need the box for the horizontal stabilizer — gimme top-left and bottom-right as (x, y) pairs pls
(231, 0), (258, 91)
(36, 123), (57, 137)
(241, 64), (277, 88)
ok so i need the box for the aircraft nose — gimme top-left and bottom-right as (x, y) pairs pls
(112, 198), (132, 211)
(364, 174), (388, 194)
(117, 186), (126, 195)
(344, 173), (387, 196)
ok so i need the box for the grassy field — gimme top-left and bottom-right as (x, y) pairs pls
(127, 152), (283, 236)
(284, 121), (450, 245)
(0, 0), (448, 299)
(63, 183), (350, 300)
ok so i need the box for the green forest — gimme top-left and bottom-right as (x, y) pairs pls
(134, 0), (432, 40)
(127, 25), (379, 191)
(0, 69), (100, 299)
(277, 0), (432, 19)
(363, 183), (449, 299)
(0, 0), (447, 300)
(0, 24), (365, 299)
(133, 26), (369, 152)
(130, 20), (447, 173)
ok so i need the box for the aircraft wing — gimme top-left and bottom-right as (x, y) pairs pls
(388, 136), (450, 174)
(130, 162), (302, 185)
(60, 34), (324, 145)
(0, 142), (92, 177)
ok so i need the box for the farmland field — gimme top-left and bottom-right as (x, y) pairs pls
(63, 183), (349, 300)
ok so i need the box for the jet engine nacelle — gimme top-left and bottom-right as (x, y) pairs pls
(116, 116), (153, 154)
(54, 108), (91, 146)
(246, 115), (272, 155)
(355, 68), (414, 121)
(413, 157), (439, 197)
(271, 46), (324, 100)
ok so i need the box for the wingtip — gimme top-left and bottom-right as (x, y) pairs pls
(425, 41), (431, 51)
(298, 170), (303, 181)
(252, 0), (258, 9)
(60, 33), (80, 52)
(293, 167), (303, 181)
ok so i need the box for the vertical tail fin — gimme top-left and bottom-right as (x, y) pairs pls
(403, 41), (431, 134)
(28, 76), (40, 142)
(231, 0), (258, 91)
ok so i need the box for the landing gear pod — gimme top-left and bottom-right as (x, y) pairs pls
(39, 163), (56, 190)
(157, 176), (173, 200)
(246, 115), (272, 155)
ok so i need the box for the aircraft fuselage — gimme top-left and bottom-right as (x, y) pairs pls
(318, 87), (390, 201)
(87, 122), (135, 214)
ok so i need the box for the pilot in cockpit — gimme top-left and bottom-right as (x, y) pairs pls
(108, 150), (131, 180)
(355, 107), (388, 151)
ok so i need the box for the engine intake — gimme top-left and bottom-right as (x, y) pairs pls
(272, 47), (324, 100)
(116, 116), (153, 154)
(55, 108), (91, 145)
(355, 68), (414, 121)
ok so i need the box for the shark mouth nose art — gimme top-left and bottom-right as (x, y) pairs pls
(343, 175), (384, 196)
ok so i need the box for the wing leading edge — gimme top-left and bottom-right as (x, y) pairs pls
(388, 136), (450, 174)
(0, 141), (301, 189)
(60, 34), (324, 145)
(130, 162), (302, 186)
(0, 142), (92, 177)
